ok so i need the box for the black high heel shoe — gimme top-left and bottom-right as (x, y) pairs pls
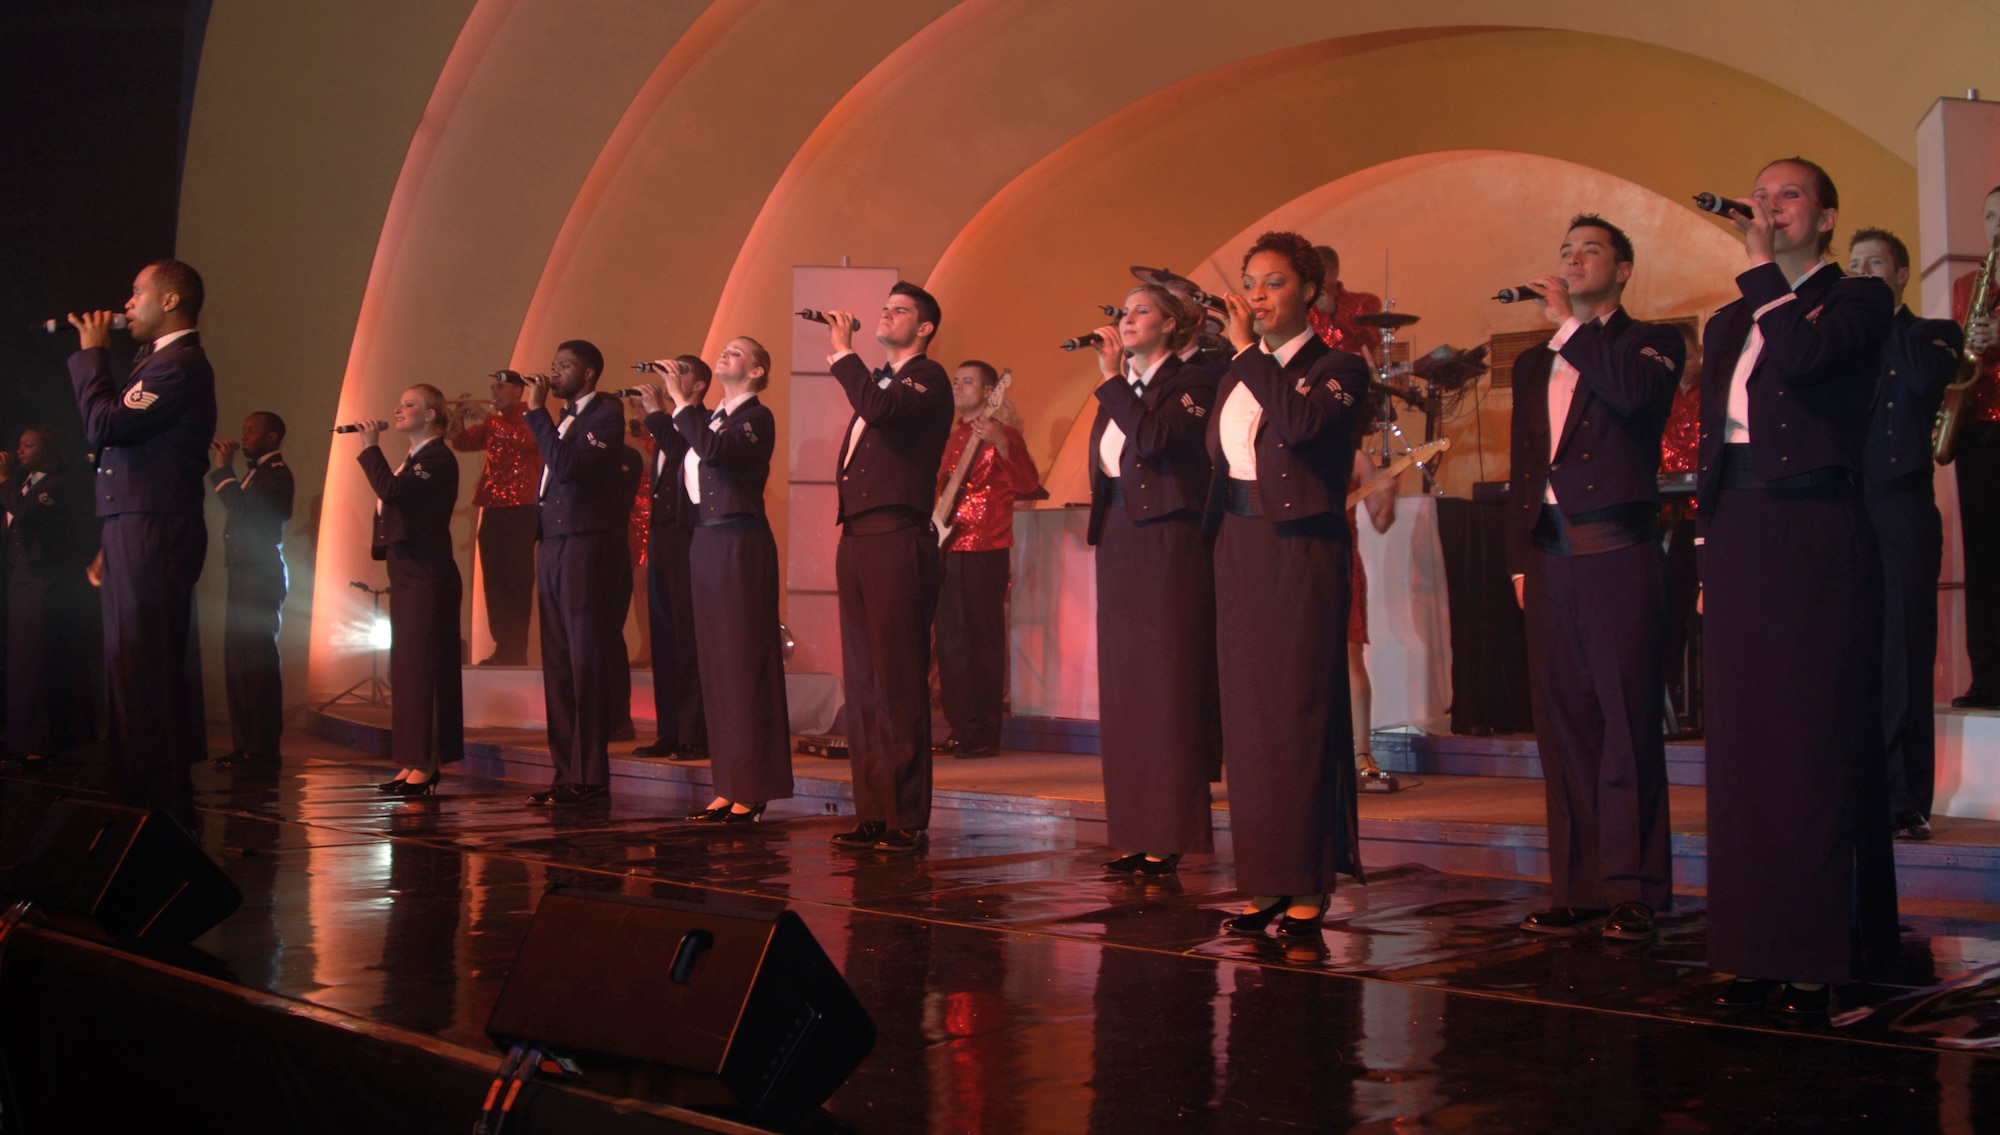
(721, 802), (767, 824)
(686, 804), (730, 823)
(387, 770), (441, 797)
(1133, 854), (1182, 877)
(1220, 897), (1290, 936)
(378, 770), (413, 793)
(1277, 896), (1331, 939)
(1103, 852), (1147, 874)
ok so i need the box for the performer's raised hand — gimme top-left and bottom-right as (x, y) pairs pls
(825, 309), (857, 356)
(1091, 324), (1126, 380)
(525, 370), (552, 413)
(68, 310), (117, 352)
(1222, 293), (1256, 352)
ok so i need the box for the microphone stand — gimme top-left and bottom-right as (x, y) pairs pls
(320, 582), (394, 709)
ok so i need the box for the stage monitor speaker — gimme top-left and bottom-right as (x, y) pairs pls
(486, 888), (876, 1115)
(2, 798), (242, 948)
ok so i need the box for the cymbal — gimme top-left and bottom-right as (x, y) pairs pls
(1130, 264), (1197, 290)
(1354, 311), (1421, 329)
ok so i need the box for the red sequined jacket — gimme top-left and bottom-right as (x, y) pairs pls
(936, 420), (1038, 553)
(450, 404), (542, 508)
(1308, 286), (1385, 361)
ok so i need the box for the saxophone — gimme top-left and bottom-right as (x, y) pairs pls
(1936, 235), (2000, 465)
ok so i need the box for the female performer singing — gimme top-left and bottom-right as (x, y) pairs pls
(351, 385), (464, 797)
(1085, 285), (1222, 875)
(1207, 232), (1372, 937)
(641, 339), (793, 823)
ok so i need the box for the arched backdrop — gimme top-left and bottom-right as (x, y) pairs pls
(170, 1), (2000, 704)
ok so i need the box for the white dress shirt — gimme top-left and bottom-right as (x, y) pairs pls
(684, 391), (754, 504)
(1724, 261), (1829, 444)
(1219, 327), (1315, 480)
(1098, 355), (1168, 477)
(149, 327), (197, 353)
(1543, 316), (1588, 504)
(833, 350), (896, 469)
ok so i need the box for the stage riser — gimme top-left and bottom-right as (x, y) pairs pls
(313, 710), (2000, 904)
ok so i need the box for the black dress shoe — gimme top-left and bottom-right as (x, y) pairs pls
(556, 784), (608, 805)
(1602, 901), (1657, 941)
(1892, 810), (1933, 841)
(931, 738), (964, 756)
(633, 743), (675, 758)
(1774, 982), (1830, 1015)
(387, 770), (441, 797)
(668, 745), (708, 762)
(1953, 688), (2000, 709)
(1519, 907), (1610, 934)
(830, 820), (887, 848)
(873, 828), (927, 853)
(1220, 898), (1289, 936)
(1277, 897), (1330, 939)
(528, 785), (561, 805)
(953, 743), (1001, 759)
(1103, 852), (1147, 874)
(1133, 854), (1182, 877)
(1712, 977), (1778, 1008)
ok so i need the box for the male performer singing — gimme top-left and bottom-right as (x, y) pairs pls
(1849, 229), (1963, 842)
(1310, 245), (1385, 364)
(634, 354), (711, 760)
(208, 411), (294, 767)
(524, 339), (629, 805)
(68, 260), (217, 824)
(1506, 215), (1683, 941)
(821, 284), (954, 852)
(451, 370), (540, 666)
(932, 360), (1037, 758)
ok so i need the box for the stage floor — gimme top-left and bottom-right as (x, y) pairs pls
(6, 729), (2000, 1131)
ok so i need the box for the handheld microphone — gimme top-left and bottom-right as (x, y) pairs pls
(1493, 285), (1542, 304)
(630, 362), (662, 372)
(797, 308), (860, 332)
(1100, 305), (1127, 319)
(36, 315), (129, 333)
(1693, 192), (1753, 219)
(1060, 332), (1104, 352)
(332, 420), (389, 434)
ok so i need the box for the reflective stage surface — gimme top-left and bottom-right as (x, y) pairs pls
(6, 735), (2000, 1133)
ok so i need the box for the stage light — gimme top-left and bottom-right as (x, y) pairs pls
(369, 617), (392, 651)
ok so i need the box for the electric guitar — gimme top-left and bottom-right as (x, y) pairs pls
(1347, 436), (1451, 509)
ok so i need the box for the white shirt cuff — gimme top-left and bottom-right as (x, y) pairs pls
(829, 348), (858, 366)
(1548, 316), (1584, 351)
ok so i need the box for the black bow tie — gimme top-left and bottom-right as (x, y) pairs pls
(1131, 379), (1145, 396)
(560, 403), (576, 420)
(710, 408), (727, 425)
(872, 365), (895, 383)
(132, 341), (155, 366)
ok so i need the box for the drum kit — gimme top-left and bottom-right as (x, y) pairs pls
(1116, 266), (1483, 494)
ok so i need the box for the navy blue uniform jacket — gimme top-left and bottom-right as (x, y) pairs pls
(1087, 353), (1219, 545)
(675, 397), (776, 523)
(1506, 308), (1684, 574)
(831, 352), (953, 524)
(68, 334), (217, 517)
(1200, 335), (1372, 537)
(361, 439), (458, 563)
(1863, 306), (1962, 488)
(208, 455), (294, 570)
(527, 394), (629, 539)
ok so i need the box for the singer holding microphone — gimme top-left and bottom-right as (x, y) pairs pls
(640, 344), (793, 822)
(350, 387), (463, 796)
(1085, 285), (1222, 876)
(1696, 158), (1897, 1013)
(1207, 232), (1371, 938)
(67, 259), (215, 825)
(1504, 215), (1683, 941)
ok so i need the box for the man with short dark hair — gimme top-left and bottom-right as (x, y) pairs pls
(524, 339), (629, 804)
(820, 282), (955, 852)
(634, 354), (711, 760)
(451, 370), (541, 666)
(1507, 215), (1683, 941)
(1849, 228), (1963, 842)
(208, 410), (294, 766)
(67, 259), (217, 824)
(932, 360), (1036, 758)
